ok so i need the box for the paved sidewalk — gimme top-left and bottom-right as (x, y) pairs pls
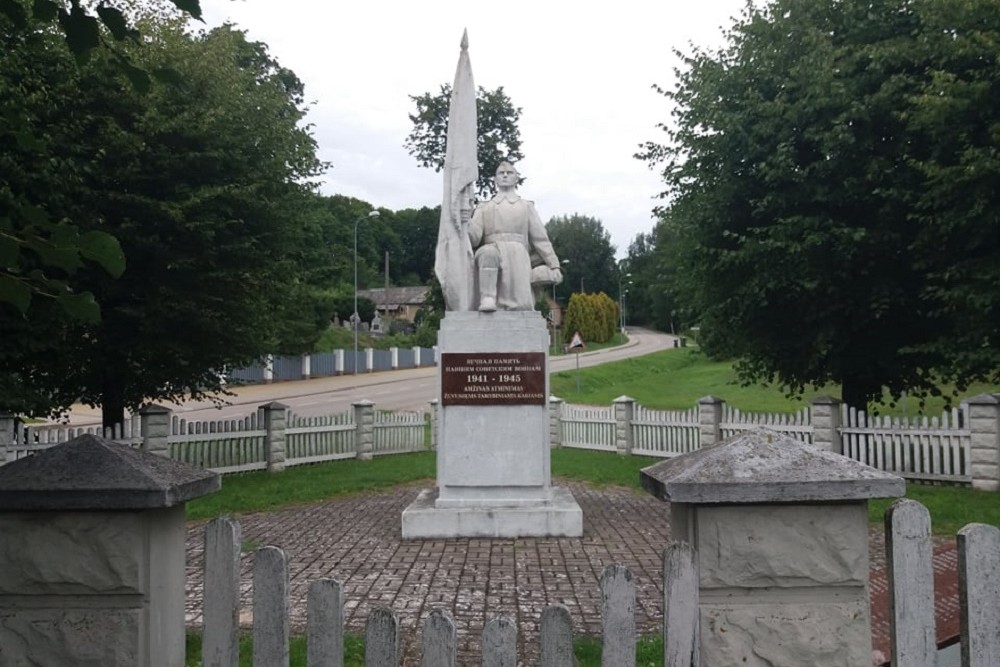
(184, 481), (958, 665)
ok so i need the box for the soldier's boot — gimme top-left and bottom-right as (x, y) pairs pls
(478, 267), (498, 312)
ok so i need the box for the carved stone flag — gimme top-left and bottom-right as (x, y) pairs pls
(433, 29), (478, 311)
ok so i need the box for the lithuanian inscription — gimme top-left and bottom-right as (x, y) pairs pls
(441, 352), (546, 406)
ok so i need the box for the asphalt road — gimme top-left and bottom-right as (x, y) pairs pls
(64, 327), (679, 424)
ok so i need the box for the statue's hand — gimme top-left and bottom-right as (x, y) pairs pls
(550, 268), (563, 285)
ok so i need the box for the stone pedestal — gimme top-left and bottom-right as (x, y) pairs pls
(402, 311), (582, 538)
(641, 429), (905, 667)
(0, 434), (220, 667)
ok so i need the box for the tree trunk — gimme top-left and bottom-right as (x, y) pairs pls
(101, 378), (126, 431)
(840, 377), (882, 413)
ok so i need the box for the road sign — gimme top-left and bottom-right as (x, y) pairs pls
(569, 331), (585, 350)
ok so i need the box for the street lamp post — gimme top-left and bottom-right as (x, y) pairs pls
(553, 259), (570, 354)
(618, 273), (632, 334)
(354, 210), (380, 375)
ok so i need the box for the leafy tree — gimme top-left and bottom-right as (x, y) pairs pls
(622, 234), (653, 326)
(0, 0), (200, 320)
(563, 292), (618, 344)
(545, 214), (618, 300)
(405, 84), (523, 198)
(1, 17), (326, 425)
(632, 219), (695, 334)
(329, 294), (375, 325)
(316, 195), (399, 294)
(389, 206), (438, 285)
(637, 0), (1000, 409)
(412, 275), (445, 347)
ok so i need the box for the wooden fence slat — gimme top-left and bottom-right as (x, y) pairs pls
(539, 605), (573, 667)
(482, 616), (517, 667)
(601, 564), (635, 667)
(307, 578), (344, 667)
(253, 547), (290, 667)
(885, 500), (935, 667)
(420, 609), (455, 667)
(365, 607), (400, 667)
(958, 523), (1000, 667)
(664, 542), (699, 667)
(202, 518), (241, 667)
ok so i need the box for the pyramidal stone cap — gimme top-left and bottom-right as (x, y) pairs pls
(0, 433), (220, 510)
(641, 428), (905, 504)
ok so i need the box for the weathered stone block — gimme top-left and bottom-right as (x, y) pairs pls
(696, 504), (868, 588)
(0, 512), (142, 595)
(0, 609), (140, 666)
(700, 600), (871, 667)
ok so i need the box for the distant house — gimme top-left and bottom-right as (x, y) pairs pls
(358, 287), (563, 325)
(358, 286), (429, 323)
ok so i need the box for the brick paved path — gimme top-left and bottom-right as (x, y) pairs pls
(185, 481), (958, 665)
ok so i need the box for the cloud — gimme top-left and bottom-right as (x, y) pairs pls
(200, 0), (747, 256)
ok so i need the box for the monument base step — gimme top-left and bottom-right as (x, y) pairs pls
(401, 486), (583, 538)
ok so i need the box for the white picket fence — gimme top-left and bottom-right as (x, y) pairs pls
(373, 410), (427, 455)
(170, 412), (267, 474)
(720, 404), (813, 443)
(556, 397), (979, 485)
(6, 415), (143, 462)
(4, 404), (426, 474)
(560, 403), (616, 452)
(631, 404), (700, 458)
(286, 411), (356, 466)
(3, 396), (987, 487)
(841, 404), (971, 483)
(197, 502), (1000, 665)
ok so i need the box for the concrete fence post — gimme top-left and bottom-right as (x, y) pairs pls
(335, 349), (345, 375)
(353, 400), (375, 461)
(391, 347), (399, 370)
(810, 396), (843, 454)
(139, 404), (171, 458)
(429, 399), (439, 451)
(365, 348), (374, 373)
(261, 402), (288, 473)
(613, 396), (636, 456)
(539, 605), (573, 667)
(263, 355), (274, 384)
(203, 517), (241, 667)
(307, 578), (344, 667)
(549, 396), (564, 449)
(697, 396), (724, 448)
(302, 354), (311, 380)
(967, 393), (1000, 492)
(483, 617), (517, 667)
(412, 346), (421, 367)
(253, 547), (289, 667)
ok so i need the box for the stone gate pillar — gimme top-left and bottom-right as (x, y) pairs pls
(641, 429), (904, 666)
(0, 434), (220, 667)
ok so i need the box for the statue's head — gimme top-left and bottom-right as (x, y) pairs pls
(494, 161), (519, 188)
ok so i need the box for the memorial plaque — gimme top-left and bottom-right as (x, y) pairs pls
(441, 352), (546, 406)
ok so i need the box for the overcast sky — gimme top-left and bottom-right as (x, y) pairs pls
(197, 1), (749, 257)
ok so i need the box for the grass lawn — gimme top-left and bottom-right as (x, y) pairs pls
(551, 346), (996, 416)
(188, 448), (999, 534)
(185, 630), (659, 666)
(550, 331), (629, 356)
(186, 452), (435, 521)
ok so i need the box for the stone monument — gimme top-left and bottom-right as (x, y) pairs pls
(401, 32), (582, 538)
